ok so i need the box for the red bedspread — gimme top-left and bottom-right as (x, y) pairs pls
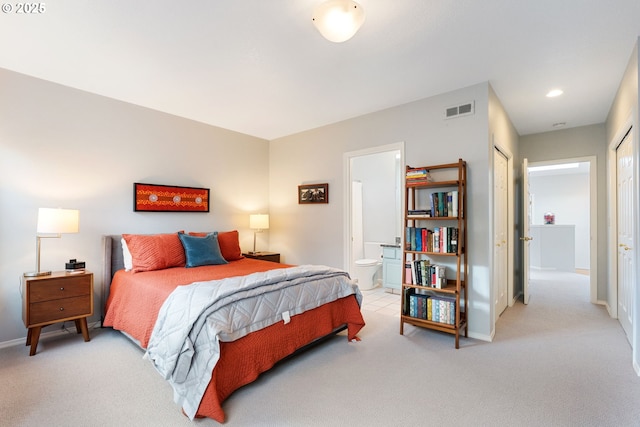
(103, 259), (365, 423)
(104, 258), (290, 347)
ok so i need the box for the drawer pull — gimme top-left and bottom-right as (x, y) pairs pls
(60, 287), (64, 291)
(59, 307), (64, 311)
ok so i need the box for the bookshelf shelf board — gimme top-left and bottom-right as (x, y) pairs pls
(401, 315), (467, 333)
(402, 283), (462, 294)
(407, 216), (459, 220)
(406, 179), (459, 188)
(404, 250), (460, 257)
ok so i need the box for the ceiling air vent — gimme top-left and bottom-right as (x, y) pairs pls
(445, 101), (475, 119)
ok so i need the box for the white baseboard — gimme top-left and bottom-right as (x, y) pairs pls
(468, 330), (493, 342)
(0, 321), (102, 350)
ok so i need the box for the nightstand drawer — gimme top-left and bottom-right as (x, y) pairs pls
(29, 276), (91, 303)
(29, 295), (92, 325)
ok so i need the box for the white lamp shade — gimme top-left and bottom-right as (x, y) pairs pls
(37, 208), (79, 234)
(249, 214), (269, 230)
(312, 0), (365, 43)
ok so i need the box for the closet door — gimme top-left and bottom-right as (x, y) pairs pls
(494, 148), (508, 315)
(616, 129), (634, 343)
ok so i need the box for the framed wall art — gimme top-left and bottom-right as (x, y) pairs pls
(298, 183), (328, 204)
(134, 183), (210, 212)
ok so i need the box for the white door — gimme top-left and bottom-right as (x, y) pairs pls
(616, 129), (634, 343)
(522, 158), (532, 304)
(494, 148), (508, 315)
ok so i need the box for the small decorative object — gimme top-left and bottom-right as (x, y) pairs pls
(298, 183), (329, 204)
(134, 183), (209, 212)
(544, 212), (555, 224)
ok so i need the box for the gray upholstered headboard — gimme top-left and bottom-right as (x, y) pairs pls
(101, 235), (124, 321)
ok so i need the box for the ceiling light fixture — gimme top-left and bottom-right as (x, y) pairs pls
(546, 89), (564, 98)
(312, 0), (365, 43)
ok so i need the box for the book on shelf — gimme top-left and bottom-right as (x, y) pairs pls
(405, 226), (458, 253)
(406, 167), (432, 182)
(406, 259), (447, 288)
(407, 209), (431, 218)
(451, 191), (458, 216)
(408, 293), (430, 320)
(407, 293), (456, 324)
(430, 295), (456, 325)
(428, 190), (458, 217)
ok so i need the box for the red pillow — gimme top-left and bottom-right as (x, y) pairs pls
(122, 232), (186, 272)
(189, 230), (243, 261)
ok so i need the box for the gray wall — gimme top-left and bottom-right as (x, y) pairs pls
(529, 171), (590, 269)
(0, 69), (270, 344)
(269, 82), (500, 341)
(604, 39), (639, 370)
(0, 68), (526, 344)
(351, 150), (401, 247)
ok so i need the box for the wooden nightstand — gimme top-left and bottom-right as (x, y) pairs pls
(243, 252), (281, 263)
(22, 271), (94, 356)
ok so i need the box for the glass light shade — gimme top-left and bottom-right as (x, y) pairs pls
(249, 214), (269, 230)
(37, 208), (80, 234)
(312, 0), (365, 43)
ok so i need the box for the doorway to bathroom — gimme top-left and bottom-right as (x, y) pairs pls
(342, 142), (404, 288)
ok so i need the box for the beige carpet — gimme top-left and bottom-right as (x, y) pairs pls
(1, 271), (639, 426)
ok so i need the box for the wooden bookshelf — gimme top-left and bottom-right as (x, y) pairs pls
(400, 159), (468, 348)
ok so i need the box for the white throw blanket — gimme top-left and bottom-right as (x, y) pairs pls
(144, 265), (362, 420)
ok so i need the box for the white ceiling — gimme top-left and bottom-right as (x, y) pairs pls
(1, 1), (639, 140)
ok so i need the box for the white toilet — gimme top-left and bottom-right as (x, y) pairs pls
(353, 242), (383, 290)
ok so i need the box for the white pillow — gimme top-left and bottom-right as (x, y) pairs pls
(121, 238), (133, 271)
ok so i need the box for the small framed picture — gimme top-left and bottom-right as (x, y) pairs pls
(298, 183), (329, 204)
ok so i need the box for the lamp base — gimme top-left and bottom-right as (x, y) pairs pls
(23, 270), (52, 277)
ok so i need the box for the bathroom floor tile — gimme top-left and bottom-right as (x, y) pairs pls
(361, 286), (400, 316)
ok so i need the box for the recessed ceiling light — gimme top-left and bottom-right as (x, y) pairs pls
(546, 89), (564, 98)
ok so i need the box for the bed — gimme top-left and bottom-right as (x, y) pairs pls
(101, 231), (365, 423)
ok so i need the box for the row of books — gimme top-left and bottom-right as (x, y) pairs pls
(428, 191), (458, 217)
(405, 260), (446, 288)
(407, 209), (431, 218)
(406, 293), (457, 325)
(406, 167), (432, 185)
(405, 226), (458, 253)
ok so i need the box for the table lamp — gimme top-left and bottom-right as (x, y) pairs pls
(249, 214), (269, 254)
(24, 208), (80, 277)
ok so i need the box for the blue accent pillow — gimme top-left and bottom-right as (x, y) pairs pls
(178, 232), (228, 267)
